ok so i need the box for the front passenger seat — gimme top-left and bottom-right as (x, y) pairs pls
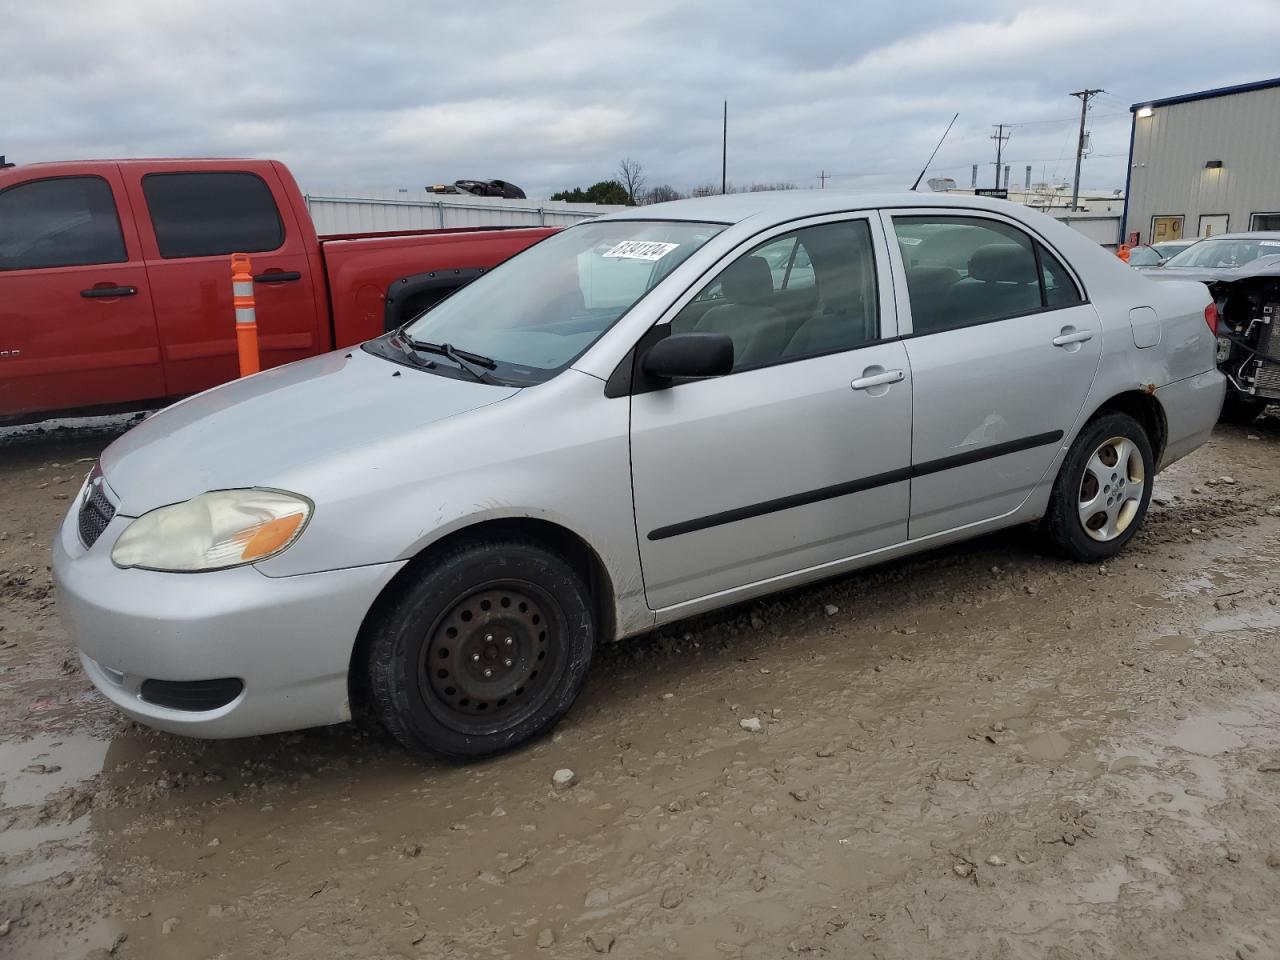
(695, 256), (787, 368)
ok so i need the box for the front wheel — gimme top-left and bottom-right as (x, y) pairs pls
(1044, 412), (1154, 562)
(364, 538), (595, 761)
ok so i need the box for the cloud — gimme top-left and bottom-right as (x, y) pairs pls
(3, 0), (1279, 197)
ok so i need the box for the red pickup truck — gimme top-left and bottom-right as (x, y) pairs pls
(0, 158), (556, 424)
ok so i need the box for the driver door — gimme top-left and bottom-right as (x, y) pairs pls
(628, 214), (913, 611)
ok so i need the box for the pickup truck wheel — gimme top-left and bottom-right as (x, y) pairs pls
(1044, 412), (1154, 562)
(365, 538), (594, 761)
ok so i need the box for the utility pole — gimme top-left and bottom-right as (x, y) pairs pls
(1069, 88), (1104, 212)
(990, 124), (1010, 189)
(818, 169), (827, 189)
(721, 101), (727, 195)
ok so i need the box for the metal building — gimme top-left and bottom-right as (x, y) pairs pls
(1123, 77), (1280, 245)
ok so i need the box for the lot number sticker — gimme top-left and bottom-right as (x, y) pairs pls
(602, 241), (679, 261)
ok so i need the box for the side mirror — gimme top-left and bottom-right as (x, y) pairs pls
(641, 333), (734, 380)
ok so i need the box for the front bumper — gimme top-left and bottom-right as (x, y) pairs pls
(53, 501), (406, 739)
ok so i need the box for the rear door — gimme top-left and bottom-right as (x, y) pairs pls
(122, 166), (320, 396)
(886, 210), (1101, 539)
(0, 166), (165, 418)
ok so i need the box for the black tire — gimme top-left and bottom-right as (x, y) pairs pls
(1219, 392), (1267, 425)
(1044, 412), (1155, 562)
(364, 538), (595, 761)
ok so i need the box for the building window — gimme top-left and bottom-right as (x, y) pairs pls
(1150, 215), (1184, 243)
(1251, 212), (1280, 232)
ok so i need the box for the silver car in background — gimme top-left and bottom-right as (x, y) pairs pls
(54, 193), (1224, 760)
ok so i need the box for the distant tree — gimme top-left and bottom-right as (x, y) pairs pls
(618, 157), (647, 204)
(550, 180), (631, 205)
(686, 181), (797, 197)
(586, 180), (631, 205)
(646, 184), (682, 204)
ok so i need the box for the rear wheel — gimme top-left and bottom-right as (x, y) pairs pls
(364, 538), (595, 760)
(1044, 412), (1154, 562)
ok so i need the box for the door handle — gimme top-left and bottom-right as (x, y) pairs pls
(851, 369), (905, 390)
(81, 286), (137, 298)
(1052, 329), (1093, 346)
(253, 271), (302, 284)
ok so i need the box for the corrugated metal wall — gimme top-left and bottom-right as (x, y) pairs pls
(1126, 84), (1280, 243)
(303, 189), (625, 235)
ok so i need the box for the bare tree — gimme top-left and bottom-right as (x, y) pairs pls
(646, 183), (681, 204)
(618, 157), (647, 205)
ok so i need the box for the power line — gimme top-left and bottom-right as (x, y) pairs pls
(990, 123), (1011, 189)
(1069, 88), (1104, 211)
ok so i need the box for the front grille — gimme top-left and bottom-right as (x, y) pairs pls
(140, 677), (244, 712)
(78, 482), (116, 549)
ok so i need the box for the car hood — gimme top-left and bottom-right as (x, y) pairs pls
(1146, 255), (1280, 284)
(100, 349), (518, 516)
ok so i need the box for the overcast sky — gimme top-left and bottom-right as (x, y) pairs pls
(4, 0), (1280, 199)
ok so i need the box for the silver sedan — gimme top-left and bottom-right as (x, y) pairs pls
(54, 192), (1225, 759)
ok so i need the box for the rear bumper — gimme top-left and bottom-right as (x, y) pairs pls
(1156, 369), (1226, 470)
(53, 504), (406, 739)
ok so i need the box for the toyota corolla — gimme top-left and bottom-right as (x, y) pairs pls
(54, 192), (1224, 760)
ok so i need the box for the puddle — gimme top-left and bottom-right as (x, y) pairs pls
(1151, 634), (1196, 652)
(1023, 730), (1073, 761)
(0, 733), (109, 808)
(1200, 605), (1280, 635)
(1167, 712), (1247, 756)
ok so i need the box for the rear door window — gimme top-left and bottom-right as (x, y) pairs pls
(0, 176), (127, 270)
(141, 172), (284, 259)
(894, 216), (1053, 334)
(1038, 243), (1083, 307)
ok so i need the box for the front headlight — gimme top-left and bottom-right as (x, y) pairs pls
(111, 489), (312, 572)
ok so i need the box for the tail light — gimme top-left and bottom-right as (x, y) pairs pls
(1204, 302), (1218, 335)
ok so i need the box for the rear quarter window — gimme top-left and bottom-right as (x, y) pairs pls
(142, 171), (284, 259)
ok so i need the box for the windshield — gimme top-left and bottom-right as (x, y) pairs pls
(1126, 246), (1163, 266)
(397, 219), (724, 383)
(1163, 237), (1280, 269)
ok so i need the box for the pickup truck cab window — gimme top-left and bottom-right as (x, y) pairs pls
(396, 219), (723, 384)
(669, 218), (880, 372)
(141, 171), (284, 259)
(0, 176), (127, 271)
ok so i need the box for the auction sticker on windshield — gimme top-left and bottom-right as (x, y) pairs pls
(602, 241), (679, 261)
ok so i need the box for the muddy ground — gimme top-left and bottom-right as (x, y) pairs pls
(2, 413), (1280, 960)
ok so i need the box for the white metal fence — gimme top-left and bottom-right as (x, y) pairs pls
(1050, 213), (1122, 250)
(303, 188), (625, 235)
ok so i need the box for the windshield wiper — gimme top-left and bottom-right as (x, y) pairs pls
(403, 338), (496, 382)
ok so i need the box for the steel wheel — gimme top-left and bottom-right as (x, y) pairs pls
(1077, 435), (1146, 542)
(419, 581), (564, 735)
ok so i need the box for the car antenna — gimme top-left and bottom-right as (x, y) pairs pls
(910, 112), (959, 191)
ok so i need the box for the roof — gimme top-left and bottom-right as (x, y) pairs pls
(1131, 76), (1280, 112)
(593, 189), (1022, 226)
(1177, 231), (1280, 241)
